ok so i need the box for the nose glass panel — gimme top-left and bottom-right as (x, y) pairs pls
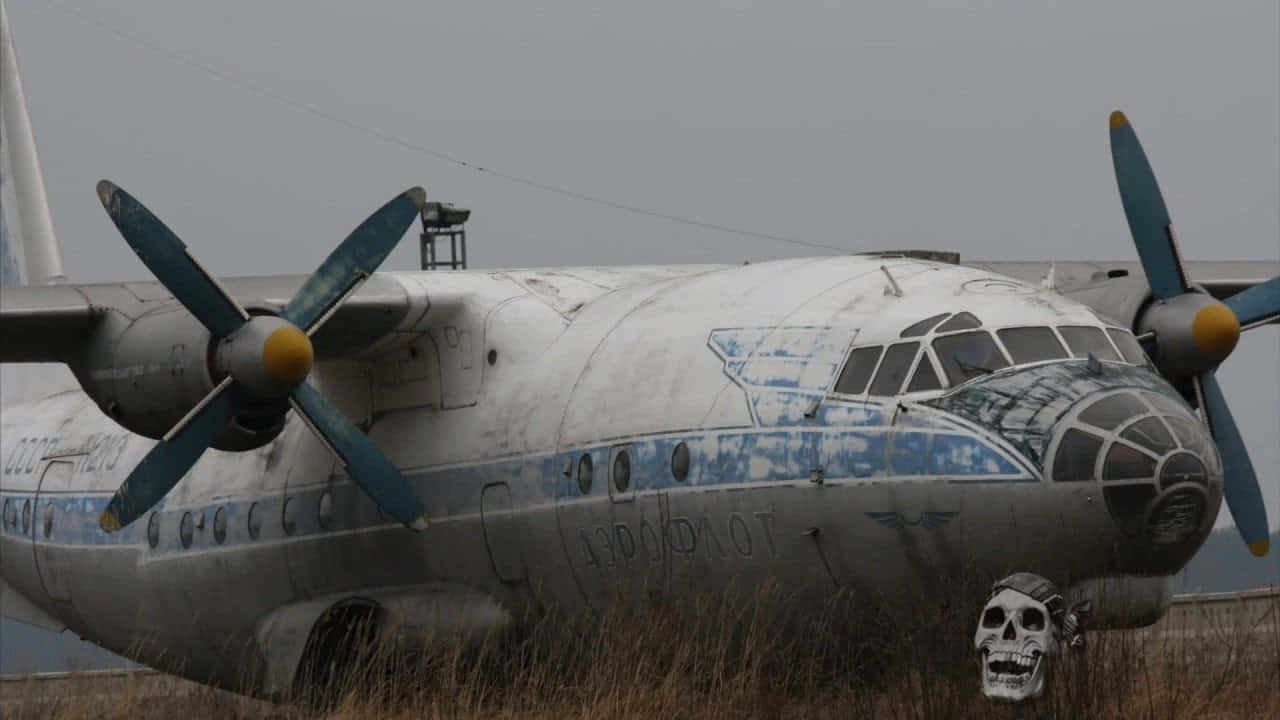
(1046, 389), (1222, 547)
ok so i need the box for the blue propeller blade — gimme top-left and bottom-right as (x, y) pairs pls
(290, 382), (428, 530)
(96, 181), (248, 338)
(1108, 112), (1188, 300)
(280, 187), (426, 333)
(1224, 276), (1280, 328)
(100, 383), (242, 531)
(1198, 372), (1270, 556)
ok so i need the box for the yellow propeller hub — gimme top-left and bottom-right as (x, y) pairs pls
(1191, 302), (1240, 361)
(262, 325), (314, 385)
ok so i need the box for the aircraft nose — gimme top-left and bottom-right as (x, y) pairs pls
(1046, 388), (1223, 551)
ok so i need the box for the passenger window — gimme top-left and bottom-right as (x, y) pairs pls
(935, 312), (981, 333)
(1107, 328), (1148, 365)
(997, 327), (1068, 364)
(870, 342), (920, 396)
(834, 346), (883, 395)
(906, 356), (942, 392)
(932, 332), (1010, 385)
(1058, 326), (1121, 361)
(900, 313), (950, 338)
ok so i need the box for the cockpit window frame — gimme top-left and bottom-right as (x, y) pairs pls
(1106, 327), (1150, 366)
(900, 313), (951, 338)
(935, 312), (982, 333)
(869, 341), (922, 396)
(832, 344), (885, 397)
(1057, 325), (1123, 362)
(830, 317), (1148, 400)
(905, 349), (944, 393)
(996, 326), (1070, 365)
(932, 330), (1013, 386)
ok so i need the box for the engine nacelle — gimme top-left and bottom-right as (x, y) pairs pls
(1137, 292), (1240, 379)
(76, 306), (285, 451)
(1067, 278), (1239, 379)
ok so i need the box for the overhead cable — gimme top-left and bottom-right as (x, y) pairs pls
(40, 0), (849, 253)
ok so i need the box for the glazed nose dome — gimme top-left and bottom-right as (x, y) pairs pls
(1047, 390), (1222, 548)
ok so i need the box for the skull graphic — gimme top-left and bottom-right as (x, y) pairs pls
(973, 573), (1062, 702)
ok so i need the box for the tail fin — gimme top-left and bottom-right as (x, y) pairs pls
(1, 0), (66, 288)
(1, 1), (76, 408)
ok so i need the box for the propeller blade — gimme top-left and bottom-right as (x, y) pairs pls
(1224, 276), (1280, 329)
(96, 181), (248, 338)
(290, 382), (428, 531)
(99, 381), (242, 531)
(1108, 112), (1189, 300)
(1196, 373), (1270, 556)
(280, 187), (427, 334)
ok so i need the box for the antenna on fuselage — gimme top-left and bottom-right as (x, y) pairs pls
(880, 265), (903, 297)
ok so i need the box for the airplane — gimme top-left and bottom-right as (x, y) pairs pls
(1, 3), (1277, 702)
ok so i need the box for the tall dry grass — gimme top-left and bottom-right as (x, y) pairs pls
(4, 586), (1277, 720)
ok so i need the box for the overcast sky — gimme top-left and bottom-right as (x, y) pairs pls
(6, 0), (1278, 529)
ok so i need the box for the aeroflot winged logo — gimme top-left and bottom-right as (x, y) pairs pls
(708, 326), (853, 392)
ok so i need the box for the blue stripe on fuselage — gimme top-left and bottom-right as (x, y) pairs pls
(0, 414), (1032, 554)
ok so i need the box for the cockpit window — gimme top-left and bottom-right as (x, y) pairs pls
(870, 342), (920, 396)
(834, 345), (882, 395)
(1058, 326), (1121, 361)
(997, 327), (1069, 364)
(906, 355), (942, 392)
(1106, 328), (1149, 365)
(900, 313), (950, 338)
(932, 331), (1010, 385)
(935, 312), (981, 333)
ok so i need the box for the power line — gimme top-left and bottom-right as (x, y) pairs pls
(39, 0), (850, 253)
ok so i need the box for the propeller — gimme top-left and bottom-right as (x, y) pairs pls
(1109, 111), (1278, 556)
(95, 181), (430, 533)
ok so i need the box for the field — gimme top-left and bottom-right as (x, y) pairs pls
(3, 588), (1277, 720)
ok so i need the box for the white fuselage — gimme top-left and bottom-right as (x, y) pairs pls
(0, 257), (1216, 696)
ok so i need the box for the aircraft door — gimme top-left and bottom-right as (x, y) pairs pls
(556, 444), (669, 608)
(480, 482), (526, 583)
(32, 460), (83, 625)
(626, 488), (670, 604)
(607, 444), (670, 604)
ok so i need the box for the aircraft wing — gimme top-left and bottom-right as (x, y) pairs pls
(969, 259), (1279, 328)
(0, 284), (96, 362)
(0, 273), (423, 364)
(970, 260), (1279, 303)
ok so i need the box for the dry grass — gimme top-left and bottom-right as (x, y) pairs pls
(4, 587), (1277, 720)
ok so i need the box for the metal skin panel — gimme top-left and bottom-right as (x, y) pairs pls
(0, 255), (1235, 695)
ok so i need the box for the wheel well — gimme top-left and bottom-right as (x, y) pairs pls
(293, 598), (386, 704)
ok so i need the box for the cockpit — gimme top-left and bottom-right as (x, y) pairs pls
(831, 312), (1150, 398)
